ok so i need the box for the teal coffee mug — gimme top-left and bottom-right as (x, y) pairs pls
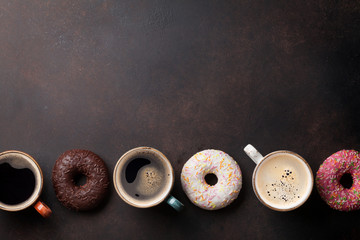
(113, 147), (183, 211)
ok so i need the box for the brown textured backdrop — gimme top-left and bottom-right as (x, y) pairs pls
(0, 0), (360, 239)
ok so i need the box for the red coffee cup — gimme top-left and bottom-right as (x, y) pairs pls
(0, 151), (52, 217)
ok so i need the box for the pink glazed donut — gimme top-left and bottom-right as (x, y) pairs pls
(181, 149), (242, 210)
(316, 150), (360, 211)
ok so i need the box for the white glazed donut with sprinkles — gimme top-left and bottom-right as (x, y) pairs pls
(181, 149), (242, 210)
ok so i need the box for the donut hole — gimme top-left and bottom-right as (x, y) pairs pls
(340, 173), (353, 189)
(74, 173), (87, 186)
(205, 173), (218, 186)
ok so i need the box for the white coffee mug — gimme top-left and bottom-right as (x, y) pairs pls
(244, 144), (313, 211)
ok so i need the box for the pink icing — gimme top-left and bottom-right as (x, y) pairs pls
(316, 149), (360, 211)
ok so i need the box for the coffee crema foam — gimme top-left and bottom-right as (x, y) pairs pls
(135, 166), (164, 196)
(121, 157), (171, 202)
(254, 153), (312, 209)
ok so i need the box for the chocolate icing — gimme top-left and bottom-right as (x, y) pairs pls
(52, 149), (110, 211)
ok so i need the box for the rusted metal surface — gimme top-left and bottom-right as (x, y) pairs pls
(0, 0), (359, 239)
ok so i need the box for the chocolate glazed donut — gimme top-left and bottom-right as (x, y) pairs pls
(52, 149), (110, 211)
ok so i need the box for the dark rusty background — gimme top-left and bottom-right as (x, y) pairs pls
(0, 0), (360, 239)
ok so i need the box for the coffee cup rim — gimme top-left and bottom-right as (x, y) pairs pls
(0, 150), (43, 211)
(113, 146), (175, 208)
(252, 150), (314, 211)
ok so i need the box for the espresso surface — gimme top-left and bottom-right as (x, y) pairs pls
(0, 163), (35, 205)
(255, 154), (311, 209)
(125, 158), (151, 183)
(0, 0), (359, 239)
(122, 158), (167, 201)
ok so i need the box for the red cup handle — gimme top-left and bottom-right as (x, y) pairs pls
(34, 201), (52, 218)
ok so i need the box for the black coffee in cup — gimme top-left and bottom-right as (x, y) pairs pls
(113, 147), (179, 209)
(0, 162), (36, 205)
(123, 157), (169, 201)
(0, 151), (52, 217)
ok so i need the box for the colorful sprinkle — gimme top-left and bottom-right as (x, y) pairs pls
(181, 149), (242, 210)
(316, 149), (360, 211)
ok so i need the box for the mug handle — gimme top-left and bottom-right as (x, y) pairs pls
(34, 200), (52, 218)
(166, 195), (184, 212)
(244, 144), (264, 164)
